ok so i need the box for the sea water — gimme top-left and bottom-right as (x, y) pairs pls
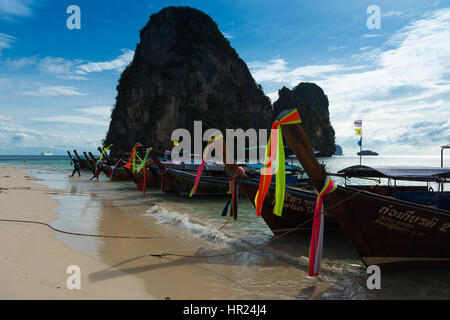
(1, 154), (449, 299)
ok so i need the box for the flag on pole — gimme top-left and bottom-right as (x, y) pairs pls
(354, 120), (362, 127)
(355, 128), (362, 136)
(357, 137), (362, 147)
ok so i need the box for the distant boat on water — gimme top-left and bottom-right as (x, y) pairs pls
(357, 150), (378, 156)
(41, 151), (53, 156)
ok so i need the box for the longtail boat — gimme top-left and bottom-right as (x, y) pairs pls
(215, 135), (340, 235)
(95, 147), (133, 181)
(83, 151), (94, 169)
(151, 165), (230, 194)
(277, 108), (450, 268)
(67, 151), (73, 164)
(88, 152), (98, 163)
(72, 150), (91, 170)
(104, 165), (134, 181)
(148, 149), (308, 196)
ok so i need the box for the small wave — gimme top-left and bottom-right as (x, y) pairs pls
(146, 204), (236, 244)
(145, 204), (363, 281)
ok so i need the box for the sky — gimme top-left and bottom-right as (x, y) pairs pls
(0, 0), (449, 155)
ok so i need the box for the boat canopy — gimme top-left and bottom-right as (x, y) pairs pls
(244, 163), (303, 171)
(337, 165), (450, 181)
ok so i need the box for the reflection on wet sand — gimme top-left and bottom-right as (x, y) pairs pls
(34, 170), (450, 300)
(86, 193), (341, 299)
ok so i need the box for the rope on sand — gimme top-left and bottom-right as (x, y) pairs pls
(148, 190), (364, 259)
(0, 218), (167, 239)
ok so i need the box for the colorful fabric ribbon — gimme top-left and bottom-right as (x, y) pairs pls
(254, 109), (302, 217)
(136, 147), (152, 173)
(138, 167), (146, 194)
(161, 168), (168, 192)
(308, 176), (336, 277)
(221, 167), (244, 220)
(107, 159), (122, 178)
(123, 143), (142, 173)
(94, 162), (103, 178)
(189, 134), (223, 197)
(134, 147), (152, 195)
(100, 144), (113, 161)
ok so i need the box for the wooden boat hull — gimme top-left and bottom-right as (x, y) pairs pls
(133, 168), (161, 187)
(72, 150), (91, 170)
(326, 186), (450, 267)
(276, 107), (450, 267)
(103, 166), (133, 181)
(153, 165), (336, 235)
(238, 176), (339, 235)
(152, 167), (230, 194)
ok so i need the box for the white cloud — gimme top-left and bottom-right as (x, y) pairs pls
(266, 91), (279, 102)
(4, 55), (37, 68)
(35, 56), (87, 80)
(249, 58), (363, 85)
(222, 32), (234, 40)
(363, 34), (384, 38)
(328, 46), (347, 52)
(250, 8), (450, 154)
(31, 116), (108, 126)
(0, 115), (106, 152)
(0, 0), (33, 19)
(0, 32), (15, 51)
(75, 49), (134, 74)
(37, 57), (76, 75)
(31, 106), (112, 126)
(76, 106), (111, 118)
(8, 50), (134, 79)
(383, 11), (403, 18)
(22, 85), (87, 96)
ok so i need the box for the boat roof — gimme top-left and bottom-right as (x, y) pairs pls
(337, 165), (450, 181)
(287, 151), (320, 158)
(244, 163), (303, 170)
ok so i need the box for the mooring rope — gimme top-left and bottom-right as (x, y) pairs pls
(217, 215), (231, 232)
(0, 218), (167, 239)
(1, 171), (365, 262)
(148, 190), (364, 259)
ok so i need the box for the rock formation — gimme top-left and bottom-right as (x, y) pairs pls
(273, 83), (336, 156)
(104, 6), (272, 154)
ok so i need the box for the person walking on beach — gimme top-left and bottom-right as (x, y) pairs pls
(90, 161), (103, 181)
(71, 160), (81, 177)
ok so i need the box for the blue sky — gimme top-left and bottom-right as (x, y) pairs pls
(0, 0), (449, 155)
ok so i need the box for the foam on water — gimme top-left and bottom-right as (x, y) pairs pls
(145, 204), (349, 273)
(146, 204), (236, 244)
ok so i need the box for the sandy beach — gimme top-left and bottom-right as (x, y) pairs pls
(0, 167), (336, 299)
(0, 166), (302, 299)
(2, 163), (448, 300)
(0, 167), (153, 299)
(0, 167), (238, 299)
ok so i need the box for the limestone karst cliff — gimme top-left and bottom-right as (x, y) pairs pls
(104, 7), (336, 158)
(104, 6), (272, 154)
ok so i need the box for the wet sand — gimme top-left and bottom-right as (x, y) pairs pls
(0, 166), (336, 299)
(3, 165), (448, 300)
(0, 167), (152, 299)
